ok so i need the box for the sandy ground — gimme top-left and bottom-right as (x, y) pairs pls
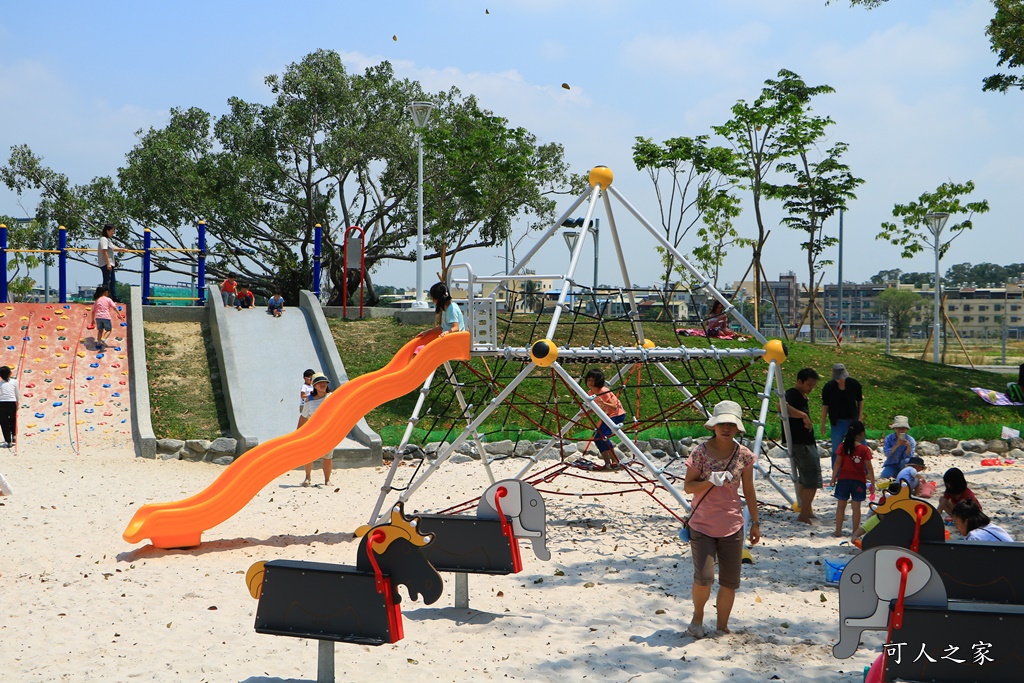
(2, 442), (1021, 683)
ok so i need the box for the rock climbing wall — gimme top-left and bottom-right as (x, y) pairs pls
(1, 302), (131, 452)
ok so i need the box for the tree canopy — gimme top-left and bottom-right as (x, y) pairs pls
(876, 287), (926, 338)
(2, 50), (576, 303)
(876, 180), (990, 261)
(712, 69), (836, 327)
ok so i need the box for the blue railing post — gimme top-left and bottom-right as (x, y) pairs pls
(197, 220), (207, 306)
(313, 223), (322, 299)
(58, 225), (67, 303)
(0, 224), (7, 303)
(142, 228), (152, 305)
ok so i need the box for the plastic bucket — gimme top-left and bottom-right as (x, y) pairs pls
(824, 558), (848, 585)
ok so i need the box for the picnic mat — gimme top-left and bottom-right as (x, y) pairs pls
(971, 387), (1024, 407)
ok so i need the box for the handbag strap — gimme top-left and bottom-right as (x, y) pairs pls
(689, 442), (740, 519)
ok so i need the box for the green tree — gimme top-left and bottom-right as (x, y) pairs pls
(899, 271), (933, 287)
(712, 69), (836, 327)
(876, 181), (990, 261)
(835, 0), (1024, 93)
(877, 180), (990, 360)
(869, 268), (903, 284)
(632, 135), (740, 292)
(769, 140), (863, 340)
(944, 262), (1009, 287)
(876, 287), (926, 338)
(2, 50), (574, 305)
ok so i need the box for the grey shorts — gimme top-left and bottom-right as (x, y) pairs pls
(789, 443), (823, 488)
(96, 318), (112, 332)
(689, 527), (744, 589)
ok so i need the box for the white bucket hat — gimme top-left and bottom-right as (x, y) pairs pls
(890, 415), (910, 429)
(704, 400), (746, 433)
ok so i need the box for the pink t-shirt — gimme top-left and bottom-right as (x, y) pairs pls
(94, 296), (114, 320)
(685, 441), (757, 537)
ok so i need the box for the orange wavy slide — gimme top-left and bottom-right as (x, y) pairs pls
(123, 331), (470, 549)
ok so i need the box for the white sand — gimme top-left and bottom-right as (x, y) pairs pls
(2, 443), (1021, 683)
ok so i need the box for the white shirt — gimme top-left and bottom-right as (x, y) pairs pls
(0, 378), (18, 402)
(967, 523), (1014, 542)
(98, 236), (114, 267)
(300, 382), (313, 409)
(300, 394), (328, 420)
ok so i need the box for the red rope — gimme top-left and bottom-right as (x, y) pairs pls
(66, 307), (91, 455)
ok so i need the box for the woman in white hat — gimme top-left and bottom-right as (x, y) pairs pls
(880, 415), (916, 479)
(683, 400), (761, 638)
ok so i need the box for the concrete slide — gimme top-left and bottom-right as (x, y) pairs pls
(123, 330), (471, 548)
(207, 287), (380, 464)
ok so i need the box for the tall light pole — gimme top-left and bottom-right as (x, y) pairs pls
(925, 212), (950, 364)
(408, 101), (435, 308)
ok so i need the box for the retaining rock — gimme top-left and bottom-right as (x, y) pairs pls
(156, 438), (185, 454)
(916, 441), (940, 458)
(986, 439), (1009, 455)
(936, 437), (959, 452)
(960, 439), (988, 454)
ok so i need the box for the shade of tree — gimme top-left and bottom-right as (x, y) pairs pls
(834, 0), (1024, 93)
(876, 287), (926, 338)
(712, 69), (836, 327)
(769, 139), (864, 340)
(2, 50), (575, 304)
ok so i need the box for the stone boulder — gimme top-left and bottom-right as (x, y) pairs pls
(959, 439), (987, 453)
(1008, 448), (1024, 461)
(936, 437), (959, 452)
(206, 437), (237, 459)
(1009, 436), (1024, 451)
(986, 439), (1009, 455)
(156, 438), (185, 454)
(916, 441), (940, 458)
(484, 440), (515, 456)
(950, 447), (965, 457)
(513, 441), (536, 457)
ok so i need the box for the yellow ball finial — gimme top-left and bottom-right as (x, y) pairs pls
(640, 338), (656, 349)
(588, 165), (613, 189)
(530, 339), (559, 367)
(762, 339), (788, 364)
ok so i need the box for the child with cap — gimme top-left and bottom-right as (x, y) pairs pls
(298, 373), (333, 486)
(895, 456), (927, 496)
(299, 369), (315, 413)
(879, 415), (916, 479)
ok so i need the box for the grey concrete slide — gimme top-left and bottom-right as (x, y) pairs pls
(207, 285), (381, 466)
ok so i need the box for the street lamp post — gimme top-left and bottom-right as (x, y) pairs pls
(561, 217), (599, 290)
(925, 212), (950, 364)
(408, 101), (435, 308)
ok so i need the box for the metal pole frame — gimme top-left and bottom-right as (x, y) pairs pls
(0, 224), (7, 303)
(142, 229), (152, 305)
(58, 225), (67, 303)
(197, 220), (207, 307)
(313, 223), (322, 300)
(378, 174), (797, 520)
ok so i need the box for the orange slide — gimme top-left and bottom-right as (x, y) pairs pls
(123, 331), (470, 549)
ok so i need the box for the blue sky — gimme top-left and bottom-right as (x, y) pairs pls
(2, 0), (1022, 294)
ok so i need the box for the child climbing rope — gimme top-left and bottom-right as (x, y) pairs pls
(584, 369), (626, 470)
